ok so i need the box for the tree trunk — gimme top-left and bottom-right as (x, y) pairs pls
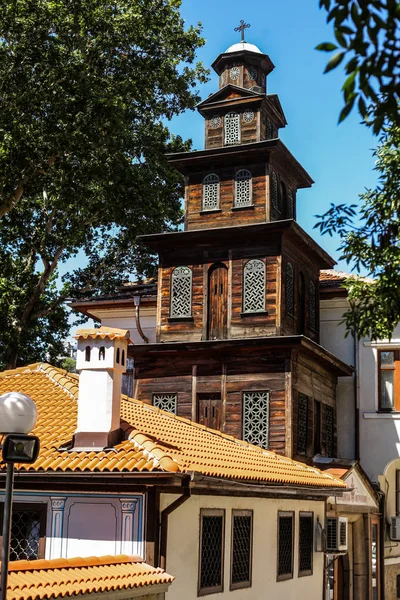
(6, 347), (19, 370)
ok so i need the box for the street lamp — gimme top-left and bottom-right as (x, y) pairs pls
(0, 392), (40, 600)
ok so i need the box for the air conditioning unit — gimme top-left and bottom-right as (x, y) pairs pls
(390, 517), (400, 540)
(326, 517), (348, 553)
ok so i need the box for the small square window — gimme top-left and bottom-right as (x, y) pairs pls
(230, 510), (253, 590)
(198, 509), (225, 596)
(277, 511), (294, 581)
(152, 393), (177, 414)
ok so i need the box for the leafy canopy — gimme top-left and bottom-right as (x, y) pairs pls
(316, 0), (400, 132)
(315, 124), (400, 339)
(0, 0), (207, 368)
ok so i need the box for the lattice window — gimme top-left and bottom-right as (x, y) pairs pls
(266, 119), (273, 139)
(202, 173), (220, 211)
(242, 391), (269, 449)
(234, 169), (252, 207)
(170, 266), (192, 318)
(231, 511), (252, 590)
(309, 281), (317, 330)
(6, 507), (46, 560)
(152, 393), (177, 414)
(287, 189), (294, 218)
(225, 112), (240, 145)
(199, 509), (225, 594)
(243, 259), (265, 313)
(297, 393), (308, 455)
(326, 405), (334, 456)
(277, 512), (294, 580)
(270, 171), (279, 210)
(299, 513), (313, 576)
(285, 262), (294, 315)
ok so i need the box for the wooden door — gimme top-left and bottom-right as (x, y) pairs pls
(198, 395), (222, 430)
(207, 263), (228, 340)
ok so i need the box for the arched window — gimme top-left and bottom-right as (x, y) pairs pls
(287, 189), (294, 218)
(243, 259), (266, 313)
(309, 281), (317, 330)
(285, 263), (294, 315)
(224, 112), (240, 145)
(116, 348), (120, 364)
(202, 174), (220, 211)
(270, 171), (278, 211)
(170, 266), (192, 318)
(85, 346), (91, 362)
(99, 346), (105, 360)
(234, 169), (252, 207)
(121, 349), (125, 366)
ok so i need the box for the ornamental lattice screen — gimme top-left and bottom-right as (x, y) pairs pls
(170, 266), (192, 318)
(243, 259), (265, 313)
(242, 391), (269, 449)
(203, 174), (220, 211)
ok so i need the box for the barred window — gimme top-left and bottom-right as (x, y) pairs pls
(326, 405), (334, 456)
(224, 112), (240, 145)
(309, 281), (317, 330)
(297, 393), (308, 455)
(285, 263), (294, 315)
(242, 391), (269, 449)
(277, 512), (294, 581)
(266, 119), (273, 139)
(152, 393), (177, 414)
(230, 510), (253, 590)
(299, 512), (313, 576)
(287, 189), (294, 218)
(202, 173), (220, 211)
(234, 169), (252, 208)
(170, 266), (192, 318)
(199, 509), (225, 595)
(0, 505), (46, 561)
(271, 171), (278, 210)
(243, 259), (266, 313)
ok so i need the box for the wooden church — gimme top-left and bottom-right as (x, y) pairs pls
(131, 27), (352, 462)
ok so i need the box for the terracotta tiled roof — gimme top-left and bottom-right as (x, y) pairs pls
(74, 327), (130, 341)
(4, 555), (173, 600)
(319, 269), (373, 289)
(0, 363), (346, 488)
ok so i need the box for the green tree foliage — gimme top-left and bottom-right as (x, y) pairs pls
(315, 124), (400, 339)
(0, 0), (207, 368)
(316, 0), (400, 132)
(61, 357), (77, 373)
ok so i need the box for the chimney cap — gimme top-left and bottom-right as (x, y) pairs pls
(75, 326), (131, 342)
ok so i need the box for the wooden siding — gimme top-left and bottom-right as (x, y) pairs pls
(291, 351), (337, 461)
(185, 164), (266, 231)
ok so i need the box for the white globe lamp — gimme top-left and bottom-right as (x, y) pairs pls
(0, 392), (38, 434)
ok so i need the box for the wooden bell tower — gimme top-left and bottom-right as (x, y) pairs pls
(132, 27), (352, 462)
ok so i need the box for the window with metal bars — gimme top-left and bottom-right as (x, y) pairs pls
(297, 393), (308, 455)
(285, 263), (294, 316)
(325, 405), (334, 456)
(224, 112), (240, 145)
(230, 510), (253, 590)
(277, 512), (294, 581)
(152, 393), (177, 414)
(199, 509), (225, 596)
(170, 266), (192, 318)
(0, 504), (46, 560)
(234, 169), (252, 208)
(242, 391), (269, 449)
(202, 173), (220, 211)
(299, 512), (313, 576)
(243, 259), (266, 313)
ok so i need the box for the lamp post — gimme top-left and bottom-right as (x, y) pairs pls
(0, 392), (40, 600)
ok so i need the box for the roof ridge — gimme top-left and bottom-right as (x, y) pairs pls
(38, 363), (78, 399)
(7, 555), (142, 573)
(0, 363), (42, 379)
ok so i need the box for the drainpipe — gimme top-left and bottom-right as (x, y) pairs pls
(378, 488), (386, 600)
(159, 477), (192, 570)
(133, 296), (149, 343)
(354, 332), (360, 460)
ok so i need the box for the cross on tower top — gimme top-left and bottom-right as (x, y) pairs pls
(234, 20), (250, 42)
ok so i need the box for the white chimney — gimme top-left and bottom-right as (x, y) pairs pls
(73, 327), (131, 450)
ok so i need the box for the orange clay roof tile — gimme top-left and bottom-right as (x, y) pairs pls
(0, 363), (346, 489)
(74, 326), (131, 341)
(4, 555), (173, 600)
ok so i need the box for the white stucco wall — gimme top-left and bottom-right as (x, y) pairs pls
(320, 298), (356, 459)
(161, 493), (326, 600)
(0, 492), (144, 560)
(94, 307), (157, 345)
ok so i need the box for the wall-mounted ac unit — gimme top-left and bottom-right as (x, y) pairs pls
(390, 517), (400, 540)
(326, 517), (348, 553)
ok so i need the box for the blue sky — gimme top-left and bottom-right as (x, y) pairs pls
(168, 0), (378, 270)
